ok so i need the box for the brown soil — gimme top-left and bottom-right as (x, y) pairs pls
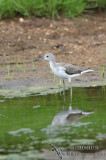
(0, 13), (106, 89)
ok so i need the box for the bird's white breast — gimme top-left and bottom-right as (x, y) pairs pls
(49, 62), (68, 78)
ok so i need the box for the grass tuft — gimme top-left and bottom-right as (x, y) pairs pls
(101, 66), (105, 78)
(7, 65), (10, 80)
(23, 61), (26, 73)
(0, 0), (105, 19)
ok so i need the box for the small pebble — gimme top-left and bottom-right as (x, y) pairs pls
(19, 18), (24, 23)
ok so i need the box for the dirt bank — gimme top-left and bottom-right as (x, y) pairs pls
(0, 13), (106, 91)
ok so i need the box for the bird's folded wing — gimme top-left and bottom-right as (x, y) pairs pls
(63, 64), (89, 75)
(56, 63), (90, 75)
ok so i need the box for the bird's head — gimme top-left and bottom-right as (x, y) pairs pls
(43, 53), (55, 61)
(34, 53), (55, 62)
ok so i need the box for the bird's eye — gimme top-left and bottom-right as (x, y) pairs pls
(47, 56), (48, 57)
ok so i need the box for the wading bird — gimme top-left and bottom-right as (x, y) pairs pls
(35, 53), (93, 91)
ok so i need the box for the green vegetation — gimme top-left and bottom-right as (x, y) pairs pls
(101, 66), (105, 78)
(0, 0), (106, 19)
(23, 60), (26, 73)
(12, 57), (21, 70)
(32, 61), (35, 70)
(86, 0), (106, 10)
(7, 65), (10, 80)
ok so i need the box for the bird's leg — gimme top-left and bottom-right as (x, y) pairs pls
(70, 82), (72, 106)
(63, 79), (65, 93)
(53, 74), (56, 85)
(59, 78), (62, 88)
(68, 78), (72, 109)
(63, 79), (65, 109)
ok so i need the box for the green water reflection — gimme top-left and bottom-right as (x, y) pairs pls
(0, 86), (106, 153)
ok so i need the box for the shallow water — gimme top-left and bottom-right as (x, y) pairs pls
(0, 86), (106, 154)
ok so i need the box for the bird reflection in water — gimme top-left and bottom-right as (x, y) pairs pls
(52, 83), (94, 126)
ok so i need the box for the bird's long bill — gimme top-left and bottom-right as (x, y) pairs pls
(34, 57), (44, 62)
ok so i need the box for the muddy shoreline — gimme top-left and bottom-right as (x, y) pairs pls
(0, 68), (106, 98)
(0, 13), (106, 94)
(0, 14), (106, 96)
(0, 149), (106, 160)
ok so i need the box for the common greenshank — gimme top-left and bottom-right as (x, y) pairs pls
(35, 53), (93, 85)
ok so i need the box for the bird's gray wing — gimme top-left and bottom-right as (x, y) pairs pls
(57, 63), (89, 75)
(66, 64), (90, 75)
(65, 64), (82, 75)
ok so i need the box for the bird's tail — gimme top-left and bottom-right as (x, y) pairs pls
(81, 69), (94, 74)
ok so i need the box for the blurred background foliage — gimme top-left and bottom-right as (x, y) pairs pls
(0, 0), (106, 19)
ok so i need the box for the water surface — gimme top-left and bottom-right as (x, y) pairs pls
(0, 86), (106, 153)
